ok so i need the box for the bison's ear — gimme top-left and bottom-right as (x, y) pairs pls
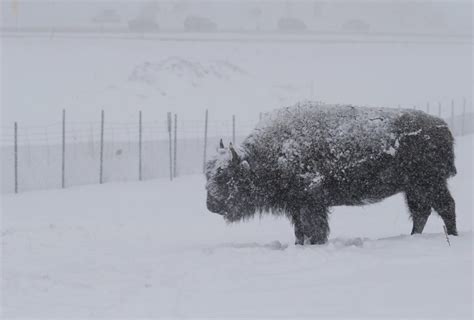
(219, 139), (224, 149)
(229, 142), (240, 165)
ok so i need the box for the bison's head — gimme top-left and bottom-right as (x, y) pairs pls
(205, 139), (255, 222)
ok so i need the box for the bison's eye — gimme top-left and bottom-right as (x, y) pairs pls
(216, 173), (227, 184)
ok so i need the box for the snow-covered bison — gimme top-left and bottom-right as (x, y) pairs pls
(205, 102), (458, 245)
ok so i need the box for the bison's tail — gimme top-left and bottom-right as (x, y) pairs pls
(430, 125), (457, 179)
(403, 124), (457, 182)
(446, 151), (457, 177)
(396, 113), (457, 182)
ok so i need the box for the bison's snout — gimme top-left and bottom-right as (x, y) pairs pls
(206, 195), (225, 215)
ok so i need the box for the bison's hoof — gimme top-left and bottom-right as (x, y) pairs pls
(445, 225), (458, 236)
(295, 239), (304, 245)
(448, 230), (458, 236)
(309, 238), (327, 245)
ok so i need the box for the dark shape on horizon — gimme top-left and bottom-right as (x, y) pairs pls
(277, 17), (307, 32)
(91, 9), (121, 24)
(128, 18), (159, 33)
(342, 19), (371, 33)
(184, 15), (218, 32)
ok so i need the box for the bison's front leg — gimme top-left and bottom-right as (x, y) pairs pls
(291, 211), (305, 245)
(301, 206), (330, 245)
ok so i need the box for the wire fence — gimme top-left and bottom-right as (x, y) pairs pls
(2, 100), (473, 194)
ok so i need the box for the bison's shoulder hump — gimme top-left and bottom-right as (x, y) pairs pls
(244, 102), (450, 168)
(250, 102), (401, 147)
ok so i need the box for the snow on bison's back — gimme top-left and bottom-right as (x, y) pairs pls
(205, 102), (458, 245)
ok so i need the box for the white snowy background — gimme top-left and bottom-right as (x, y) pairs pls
(1, 36), (472, 193)
(1, 1), (473, 319)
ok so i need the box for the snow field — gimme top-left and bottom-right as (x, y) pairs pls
(1, 135), (472, 318)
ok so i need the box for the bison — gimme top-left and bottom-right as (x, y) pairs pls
(205, 102), (458, 245)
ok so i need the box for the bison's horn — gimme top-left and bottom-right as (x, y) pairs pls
(219, 139), (224, 149)
(229, 143), (240, 164)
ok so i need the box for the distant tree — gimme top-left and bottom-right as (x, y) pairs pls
(172, 1), (188, 14)
(424, 10), (445, 30)
(139, 1), (160, 22)
(313, 2), (323, 18)
(277, 17), (307, 32)
(91, 9), (121, 31)
(249, 6), (262, 31)
(285, 1), (292, 18)
(183, 15), (217, 32)
(128, 1), (160, 33)
(342, 19), (370, 33)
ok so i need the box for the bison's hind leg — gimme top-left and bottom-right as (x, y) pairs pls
(405, 188), (432, 235)
(405, 180), (458, 236)
(431, 181), (458, 236)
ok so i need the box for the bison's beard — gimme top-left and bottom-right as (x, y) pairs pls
(223, 212), (241, 223)
(222, 205), (256, 223)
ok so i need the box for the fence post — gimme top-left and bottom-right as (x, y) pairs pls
(173, 113), (177, 178)
(88, 124), (95, 157)
(203, 109), (208, 173)
(232, 114), (236, 145)
(167, 112), (173, 181)
(426, 102), (430, 114)
(99, 110), (104, 184)
(61, 109), (66, 188)
(139, 110), (142, 181)
(45, 127), (51, 165)
(451, 100), (455, 131)
(438, 102), (442, 118)
(461, 98), (466, 136)
(25, 128), (31, 165)
(14, 122), (18, 194)
(109, 127), (115, 157)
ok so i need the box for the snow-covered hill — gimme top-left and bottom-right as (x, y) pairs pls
(2, 37), (471, 127)
(1, 134), (472, 318)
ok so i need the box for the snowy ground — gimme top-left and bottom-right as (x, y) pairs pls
(1, 134), (472, 318)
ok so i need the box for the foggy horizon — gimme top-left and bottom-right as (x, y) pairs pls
(1, 1), (472, 36)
